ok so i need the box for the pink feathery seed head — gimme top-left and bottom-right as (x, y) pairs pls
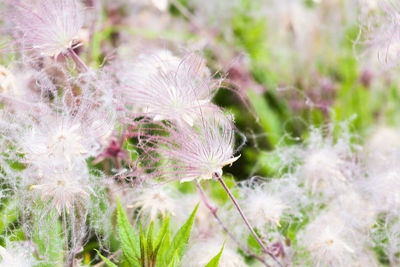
(137, 113), (240, 183)
(360, 0), (400, 68)
(4, 0), (84, 57)
(117, 50), (219, 126)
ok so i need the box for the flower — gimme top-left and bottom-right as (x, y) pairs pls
(360, 0), (400, 68)
(139, 115), (240, 182)
(362, 169), (400, 213)
(0, 242), (36, 267)
(5, 0), (84, 56)
(119, 51), (217, 126)
(30, 160), (91, 214)
(127, 185), (178, 221)
(364, 127), (400, 172)
(302, 148), (347, 195)
(238, 179), (294, 229)
(298, 212), (363, 267)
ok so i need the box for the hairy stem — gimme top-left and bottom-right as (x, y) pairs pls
(68, 48), (89, 72)
(215, 174), (283, 267)
(196, 182), (271, 267)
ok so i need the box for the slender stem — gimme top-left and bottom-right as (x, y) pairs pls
(62, 209), (73, 267)
(93, 249), (122, 267)
(68, 48), (89, 72)
(170, 0), (197, 23)
(215, 174), (283, 267)
(196, 182), (271, 267)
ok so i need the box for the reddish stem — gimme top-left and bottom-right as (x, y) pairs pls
(68, 48), (89, 72)
(215, 174), (283, 267)
(196, 182), (271, 267)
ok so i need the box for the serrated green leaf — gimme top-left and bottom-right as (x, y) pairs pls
(117, 198), (140, 266)
(0, 200), (17, 234)
(140, 223), (146, 266)
(156, 224), (171, 267)
(95, 249), (118, 267)
(166, 251), (180, 267)
(205, 242), (225, 267)
(164, 204), (198, 265)
(155, 216), (170, 248)
(33, 211), (64, 267)
(147, 222), (154, 257)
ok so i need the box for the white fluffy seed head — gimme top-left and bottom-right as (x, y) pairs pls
(362, 169), (400, 213)
(364, 127), (400, 172)
(29, 161), (91, 214)
(298, 212), (362, 267)
(301, 148), (348, 195)
(127, 185), (178, 221)
(0, 242), (36, 267)
(238, 179), (294, 229)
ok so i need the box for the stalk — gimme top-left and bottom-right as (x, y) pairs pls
(196, 181), (272, 267)
(214, 174), (283, 267)
(68, 48), (89, 72)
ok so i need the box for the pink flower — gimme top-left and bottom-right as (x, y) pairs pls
(136, 114), (240, 182)
(5, 0), (84, 56)
(118, 51), (218, 126)
(361, 0), (400, 68)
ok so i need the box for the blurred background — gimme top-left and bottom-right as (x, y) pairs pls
(90, 0), (400, 179)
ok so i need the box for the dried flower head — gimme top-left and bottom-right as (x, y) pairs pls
(5, 0), (84, 56)
(0, 242), (36, 267)
(362, 169), (400, 213)
(360, 0), (400, 68)
(127, 185), (178, 221)
(30, 161), (91, 214)
(364, 127), (400, 171)
(298, 212), (363, 267)
(238, 179), (297, 229)
(119, 51), (217, 126)
(138, 115), (240, 182)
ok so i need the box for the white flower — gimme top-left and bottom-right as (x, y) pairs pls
(364, 127), (400, 171)
(362, 169), (400, 213)
(0, 242), (36, 267)
(302, 148), (347, 195)
(299, 212), (359, 267)
(238, 179), (293, 229)
(127, 186), (178, 221)
(30, 161), (91, 214)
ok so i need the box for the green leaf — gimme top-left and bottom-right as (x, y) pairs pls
(33, 211), (64, 267)
(166, 251), (180, 267)
(95, 249), (118, 267)
(163, 204), (199, 265)
(116, 198), (140, 266)
(139, 224), (146, 266)
(205, 242), (225, 267)
(156, 223), (171, 267)
(147, 222), (154, 256)
(0, 200), (18, 234)
(247, 90), (282, 148)
(154, 216), (170, 248)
